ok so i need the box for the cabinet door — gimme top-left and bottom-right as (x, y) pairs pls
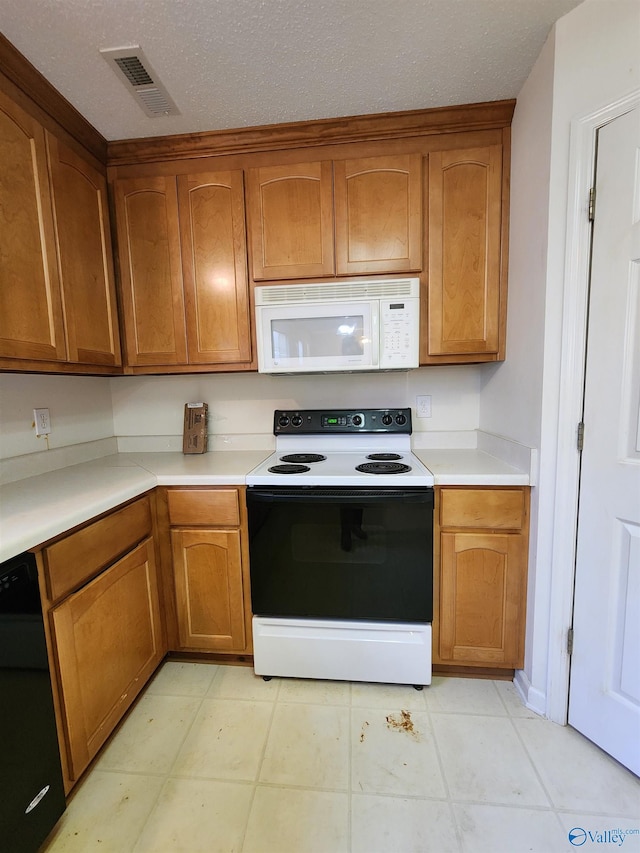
(171, 528), (246, 651)
(334, 154), (422, 275)
(248, 161), (334, 280)
(0, 90), (66, 361)
(439, 531), (525, 667)
(46, 133), (121, 366)
(177, 171), (251, 363)
(50, 538), (163, 780)
(113, 176), (188, 366)
(428, 145), (502, 355)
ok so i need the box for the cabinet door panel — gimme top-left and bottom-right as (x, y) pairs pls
(51, 538), (163, 780)
(172, 528), (245, 651)
(0, 91), (66, 361)
(46, 133), (121, 366)
(178, 171), (251, 363)
(334, 154), (422, 275)
(439, 531), (524, 666)
(428, 145), (502, 355)
(113, 176), (187, 365)
(248, 161), (334, 279)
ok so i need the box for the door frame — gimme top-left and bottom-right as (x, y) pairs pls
(544, 89), (640, 724)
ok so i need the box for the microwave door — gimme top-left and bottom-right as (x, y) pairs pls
(258, 303), (375, 373)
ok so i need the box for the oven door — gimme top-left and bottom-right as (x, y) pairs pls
(247, 487), (433, 623)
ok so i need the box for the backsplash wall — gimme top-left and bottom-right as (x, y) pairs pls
(110, 366), (481, 450)
(0, 366), (481, 461)
(0, 373), (115, 459)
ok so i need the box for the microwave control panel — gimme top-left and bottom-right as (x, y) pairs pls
(379, 299), (420, 368)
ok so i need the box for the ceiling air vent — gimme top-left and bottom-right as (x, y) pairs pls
(100, 46), (180, 118)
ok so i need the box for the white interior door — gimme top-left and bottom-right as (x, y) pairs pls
(568, 106), (640, 775)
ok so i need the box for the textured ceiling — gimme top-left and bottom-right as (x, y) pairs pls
(1, 0), (583, 141)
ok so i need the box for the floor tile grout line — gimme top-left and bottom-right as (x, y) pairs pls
(424, 704), (465, 853)
(347, 686), (353, 853)
(130, 665), (220, 852)
(506, 714), (559, 812)
(238, 675), (284, 852)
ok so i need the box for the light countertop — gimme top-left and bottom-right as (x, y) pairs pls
(413, 449), (530, 486)
(0, 451), (269, 562)
(0, 447), (529, 562)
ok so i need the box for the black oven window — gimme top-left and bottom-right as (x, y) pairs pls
(248, 489), (433, 623)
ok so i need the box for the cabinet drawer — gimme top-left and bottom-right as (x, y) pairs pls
(167, 488), (240, 527)
(440, 488), (525, 530)
(44, 496), (152, 601)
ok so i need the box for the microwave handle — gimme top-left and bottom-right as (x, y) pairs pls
(370, 304), (380, 367)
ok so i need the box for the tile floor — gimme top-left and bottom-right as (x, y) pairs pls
(43, 662), (639, 853)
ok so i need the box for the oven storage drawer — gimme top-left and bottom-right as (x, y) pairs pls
(247, 486), (434, 624)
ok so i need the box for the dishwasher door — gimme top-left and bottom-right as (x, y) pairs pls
(0, 553), (66, 853)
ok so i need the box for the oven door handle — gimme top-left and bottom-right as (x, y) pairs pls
(246, 488), (434, 505)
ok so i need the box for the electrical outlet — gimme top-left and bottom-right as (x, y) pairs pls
(416, 395), (432, 418)
(33, 408), (51, 436)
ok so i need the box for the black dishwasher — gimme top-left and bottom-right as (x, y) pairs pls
(0, 552), (66, 852)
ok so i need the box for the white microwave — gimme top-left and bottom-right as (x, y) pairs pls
(255, 278), (420, 374)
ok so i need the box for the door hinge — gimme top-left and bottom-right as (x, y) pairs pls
(588, 187), (596, 221)
(567, 627), (574, 655)
(577, 421), (585, 452)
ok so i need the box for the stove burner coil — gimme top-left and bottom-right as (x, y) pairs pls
(268, 463), (311, 474)
(279, 453), (326, 464)
(366, 453), (402, 461)
(355, 461), (412, 475)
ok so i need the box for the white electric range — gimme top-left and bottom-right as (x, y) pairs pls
(246, 408), (435, 687)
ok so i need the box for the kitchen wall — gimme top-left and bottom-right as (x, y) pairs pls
(0, 364), (481, 462)
(479, 0), (640, 716)
(111, 366), (481, 450)
(0, 373), (115, 459)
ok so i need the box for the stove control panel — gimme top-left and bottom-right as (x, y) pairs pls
(273, 408), (412, 434)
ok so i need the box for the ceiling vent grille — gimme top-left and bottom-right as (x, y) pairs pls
(100, 46), (180, 118)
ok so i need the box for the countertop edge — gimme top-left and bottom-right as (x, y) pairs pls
(1, 449), (531, 562)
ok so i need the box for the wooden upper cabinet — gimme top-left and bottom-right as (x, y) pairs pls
(427, 144), (503, 356)
(248, 161), (335, 280)
(334, 154), (422, 275)
(177, 170), (251, 363)
(112, 176), (188, 366)
(0, 90), (66, 361)
(46, 133), (121, 366)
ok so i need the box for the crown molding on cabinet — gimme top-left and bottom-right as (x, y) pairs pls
(106, 99), (516, 166)
(0, 34), (107, 165)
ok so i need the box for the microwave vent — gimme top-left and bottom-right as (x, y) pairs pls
(255, 278), (419, 305)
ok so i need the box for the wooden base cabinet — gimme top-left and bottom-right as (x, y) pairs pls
(434, 487), (529, 670)
(171, 529), (246, 650)
(38, 494), (165, 789)
(50, 539), (162, 780)
(165, 487), (252, 655)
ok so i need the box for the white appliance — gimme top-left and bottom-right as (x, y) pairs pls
(246, 408), (434, 687)
(255, 278), (420, 374)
